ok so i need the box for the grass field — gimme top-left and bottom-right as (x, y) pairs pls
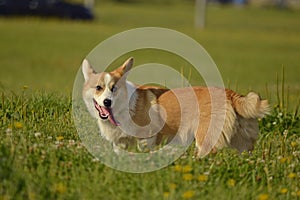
(0, 2), (300, 102)
(0, 1), (300, 200)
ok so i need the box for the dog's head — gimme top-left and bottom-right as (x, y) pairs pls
(82, 57), (134, 126)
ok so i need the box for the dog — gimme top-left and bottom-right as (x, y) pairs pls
(82, 57), (270, 157)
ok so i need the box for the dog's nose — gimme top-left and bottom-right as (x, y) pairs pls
(103, 99), (112, 107)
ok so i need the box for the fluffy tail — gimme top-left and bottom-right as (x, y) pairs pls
(230, 91), (270, 118)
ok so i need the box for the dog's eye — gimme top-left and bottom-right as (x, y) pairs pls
(95, 85), (102, 91)
(111, 85), (117, 92)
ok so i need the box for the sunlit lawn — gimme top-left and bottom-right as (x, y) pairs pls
(0, 2), (300, 200)
(0, 2), (299, 105)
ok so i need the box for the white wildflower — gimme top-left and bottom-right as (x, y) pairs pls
(34, 132), (42, 137)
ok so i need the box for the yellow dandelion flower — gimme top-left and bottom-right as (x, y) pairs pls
(169, 183), (177, 190)
(23, 85), (29, 90)
(296, 190), (300, 196)
(56, 136), (64, 141)
(288, 173), (296, 179)
(53, 182), (67, 194)
(291, 141), (297, 147)
(182, 165), (193, 173)
(14, 122), (23, 129)
(173, 165), (182, 172)
(183, 173), (193, 181)
(1, 195), (10, 200)
(182, 190), (195, 199)
(198, 174), (208, 182)
(279, 157), (287, 163)
(257, 193), (269, 200)
(280, 188), (288, 194)
(28, 192), (35, 200)
(227, 179), (236, 187)
(163, 192), (170, 199)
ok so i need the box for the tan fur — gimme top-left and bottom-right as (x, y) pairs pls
(156, 87), (270, 157)
(82, 58), (270, 157)
(226, 90), (270, 118)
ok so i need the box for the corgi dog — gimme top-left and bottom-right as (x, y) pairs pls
(82, 57), (270, 157)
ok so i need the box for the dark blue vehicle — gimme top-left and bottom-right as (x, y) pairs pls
(0, 0), (94, 20)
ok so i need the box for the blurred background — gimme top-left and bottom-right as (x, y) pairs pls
(0, 0), (299, 106)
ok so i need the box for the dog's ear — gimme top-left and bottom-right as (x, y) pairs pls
(82, 59), (96, 82)
(115, 57), (134, 77)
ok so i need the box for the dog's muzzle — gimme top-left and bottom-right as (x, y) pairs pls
(93, 98), (120, 126)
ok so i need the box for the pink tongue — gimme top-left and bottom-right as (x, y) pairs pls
(93, 99), (120, 126)
(101, 107), (120, 126)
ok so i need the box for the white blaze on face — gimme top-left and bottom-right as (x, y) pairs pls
(95, 73), (113, 107)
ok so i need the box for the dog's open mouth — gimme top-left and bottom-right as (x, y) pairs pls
(93, 99), (120, 126)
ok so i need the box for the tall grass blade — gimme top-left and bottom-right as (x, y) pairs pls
(180, 67), (184, 87)
(227, 79), (231, 89)
(188, 67), (192, 85)
(234, 80), (238, 92)
(276, 72), (280, 108)
(293, 96), (300, 120)
(286, 86), (289, 115)
(265, 83), (270, 103)
(281, 66), (285, 113)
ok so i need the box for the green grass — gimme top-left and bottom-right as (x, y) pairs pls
(0, 1), (300, 200)
(0, 90), (299, 199)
